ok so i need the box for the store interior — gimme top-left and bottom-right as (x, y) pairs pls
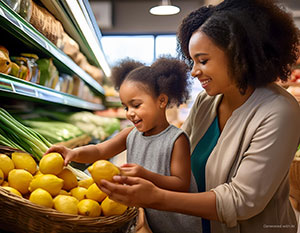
(0, 0), (299, 232)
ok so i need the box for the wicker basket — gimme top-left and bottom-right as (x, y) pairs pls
(0, 187), (138, 233)
(0, 146), (138, 233)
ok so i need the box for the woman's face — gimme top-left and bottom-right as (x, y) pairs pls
(188, 30), (236, 96)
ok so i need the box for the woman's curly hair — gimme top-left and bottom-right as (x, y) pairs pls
(177, 0), (300, 94)
(110, 57), (191, 107)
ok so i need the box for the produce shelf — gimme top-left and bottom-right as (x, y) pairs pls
(0, 1), (105, 97)
(0, 74), (105, 111)
(40, 0), (111, 77)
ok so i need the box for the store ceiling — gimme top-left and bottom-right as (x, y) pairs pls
(90, 0), (300, 9)
(89, 0), (300, 34)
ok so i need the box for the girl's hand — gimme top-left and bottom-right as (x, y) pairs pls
(120, 163), (147, 178)
(99, 175), (159, 208)
(45, 145), (76, 166)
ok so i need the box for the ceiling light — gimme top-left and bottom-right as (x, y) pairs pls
(150, 0), (180, 16)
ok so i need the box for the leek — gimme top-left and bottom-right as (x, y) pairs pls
(0, 108), (51, 160)
(0, 107), (90, 179)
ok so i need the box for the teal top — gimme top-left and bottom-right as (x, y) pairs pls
(191, 116), (220, 233)
(191, 116), (220, 192)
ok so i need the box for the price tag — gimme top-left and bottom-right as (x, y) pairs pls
(13, 82), (37, 97)
(0, 79), (13, 91)
(38, 89), (63, 103)
(2, 8), (20, 29)
(23, 26), (46, 48)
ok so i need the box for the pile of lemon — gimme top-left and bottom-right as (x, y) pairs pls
(0, 152), (127, 217)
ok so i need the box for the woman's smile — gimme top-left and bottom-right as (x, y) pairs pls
(199, 78), (212, 88)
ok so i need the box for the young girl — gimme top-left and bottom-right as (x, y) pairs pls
(46, 57), (202, 233)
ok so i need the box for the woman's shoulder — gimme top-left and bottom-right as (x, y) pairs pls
(251, 84), (300, 123)
(257, 84), (299, 112)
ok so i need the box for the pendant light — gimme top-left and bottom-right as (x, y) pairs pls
(149, 0), (180, 16)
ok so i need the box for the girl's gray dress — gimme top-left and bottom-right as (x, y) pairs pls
(127, 125), (202, 233)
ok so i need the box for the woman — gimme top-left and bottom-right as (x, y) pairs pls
(99, 0), (300, 232)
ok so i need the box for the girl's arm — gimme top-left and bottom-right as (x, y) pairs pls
(45, 127), (133, 165)
(99, 175), (219, 221)
(120, 134), (191, 192)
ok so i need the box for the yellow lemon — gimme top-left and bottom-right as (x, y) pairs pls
(1, 186), (22, 197)
(101, 196), (128, 216)
(0, 153), (15, 178)
(29, 188), (53, 208)
(58, 189), (71, 196)
(11, 152), (37, 175)
(0, 168), (4, 185)
(34, 170), (43, 178)
(8, 169), (33, 194)
(78, 177), (94, 189)
(87, 160), (120, 184)
(57, 168), (78, 191)
(29, 174), (64, 196)
(70, 186), (87, 201)
(53, 195), (78, 215)
(1, 181), (9, 187)
(34, 170), (43, 175)
(78, 199), (101, 217)
(86, 183), (107, 202)
(39, 153), (64, 175)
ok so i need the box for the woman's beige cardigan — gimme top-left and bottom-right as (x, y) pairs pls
(182, 83), (300, 233)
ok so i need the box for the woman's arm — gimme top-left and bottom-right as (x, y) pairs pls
(45, 127), (133, 165)
(120, 134), (191, 192)
(99, 175), (219, 221)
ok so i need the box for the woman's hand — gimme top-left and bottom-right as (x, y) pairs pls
(120, 163), (147, 178)
(99, 175), (160, 208)
(45, 145), (76, 166)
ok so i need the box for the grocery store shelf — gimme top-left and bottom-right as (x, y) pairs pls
(0, 1), (105, 97)
(40, 0), (111, 77)
(104, 96), (123, 108)
(0, 74), (105, 111)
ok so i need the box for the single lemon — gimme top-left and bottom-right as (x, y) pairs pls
(87, 160), (120, 184)
(34, 170), (43, 175)
(34, 170), (43, 178)
(78, 177), (94, 189)
(1, 186), (22, 197)
(0, 169), (4, 185)
(1, 181), (9, 187)
(53, 195), (78, 215)
(86, 183), (107, 202)
(0, 153), (15, 178)
(101, 196), (128, 216)
(29, 188), (53, 208)
(8, 169), (33, 194)
(70, 186), (87, 201)
(58, 189), (71, 196)
(11, 152), (37, 175)
(29, 174), (64, 196)
(39, 153), (64, 175)
(78, 199), (101, 217)
(57, 168), (78, 191)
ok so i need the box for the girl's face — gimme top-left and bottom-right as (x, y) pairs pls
(119, 80), (168, 136)
(188, 30), (236, 96)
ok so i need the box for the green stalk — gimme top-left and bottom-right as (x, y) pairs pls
(0, 115), (49, 152)
(0, 134), (23, 150)
(0, 108), (51, 157)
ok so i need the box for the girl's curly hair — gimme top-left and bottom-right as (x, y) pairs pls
(110, 57), (191, 107)
(177, 0), (300, 94)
